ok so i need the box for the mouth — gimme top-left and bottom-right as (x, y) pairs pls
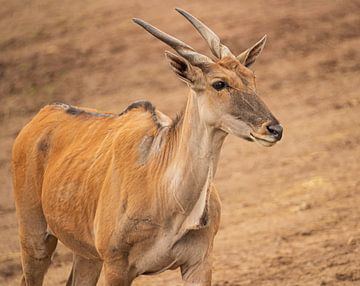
(250, 133), (278, 147)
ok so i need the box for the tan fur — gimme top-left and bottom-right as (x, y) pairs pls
(12, 101), (222, 285)
(12, 11), (282, 286)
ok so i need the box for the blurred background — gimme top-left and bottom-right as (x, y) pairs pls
(1, 0), (359, 285)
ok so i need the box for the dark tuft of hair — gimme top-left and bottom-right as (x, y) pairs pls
(119, 100), (162, 129)
(50, 102), (114, 118)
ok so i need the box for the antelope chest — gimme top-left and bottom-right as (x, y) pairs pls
(127, 188), (220, 276)
(130, 226), (211, 276)
(104, 209), (215, 277)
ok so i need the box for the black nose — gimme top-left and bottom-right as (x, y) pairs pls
(266, 124), (283, 140)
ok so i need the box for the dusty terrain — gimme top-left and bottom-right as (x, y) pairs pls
(1, 0), (360, 285)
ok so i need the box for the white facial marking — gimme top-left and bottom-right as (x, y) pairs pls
(219, 114), (252, 138)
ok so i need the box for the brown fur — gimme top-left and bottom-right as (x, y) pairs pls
(12, 12), (282, 286)
(12, 102), (221, 285)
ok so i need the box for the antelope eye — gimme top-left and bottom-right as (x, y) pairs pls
(212, 80), (228, 91)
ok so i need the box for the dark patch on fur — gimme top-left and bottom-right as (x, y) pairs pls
(37, 131), (52, 163)
(51, 102), (114, 118)
(51, 101), (163, 128)
(66, 106), (83, 116)
(199, 205), (209, 227)
(66, 106), (114, 117)
(119, 100), (162, 128)
(118, 100), (155, 116)
(37, 138), (49, 153)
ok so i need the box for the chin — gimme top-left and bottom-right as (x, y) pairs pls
(253, 138), (277, 147)
(250, 133), (278, 147)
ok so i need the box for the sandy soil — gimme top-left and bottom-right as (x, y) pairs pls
(1, 0), (360, 285)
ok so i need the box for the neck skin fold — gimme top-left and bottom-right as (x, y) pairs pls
(162, 90), (227, 215)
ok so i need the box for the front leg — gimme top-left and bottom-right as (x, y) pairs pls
(103, 260), (134, 286)
(181, 258), (212, 286)
(66, 253), (102, 286)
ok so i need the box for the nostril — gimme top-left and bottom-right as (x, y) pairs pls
(266, 124), (283, 140)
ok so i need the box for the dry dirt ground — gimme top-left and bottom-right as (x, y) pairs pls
(1, 0), (360, 285)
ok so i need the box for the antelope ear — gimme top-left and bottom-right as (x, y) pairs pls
(164, 51), (197, 85)
(237, 35), (267, 67)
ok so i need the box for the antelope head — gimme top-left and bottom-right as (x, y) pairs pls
(133, 8), (282, 147)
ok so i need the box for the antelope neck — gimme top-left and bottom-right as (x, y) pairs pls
(165, 90), (227, 215)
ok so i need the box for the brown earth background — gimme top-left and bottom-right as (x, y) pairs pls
(1, 0), (360, 285)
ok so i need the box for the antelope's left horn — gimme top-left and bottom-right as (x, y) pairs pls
(175, 8), (234, 59)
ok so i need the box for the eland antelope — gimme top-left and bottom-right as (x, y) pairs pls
(12, 8), (282, 286)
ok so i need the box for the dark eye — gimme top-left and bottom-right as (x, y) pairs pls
(212, 80), (228, 91)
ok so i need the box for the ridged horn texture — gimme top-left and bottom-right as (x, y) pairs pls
(175, 7), (234, 59)
(133, 18), (213, 66)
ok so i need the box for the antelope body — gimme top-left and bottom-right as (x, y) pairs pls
(12, 8), (282, 286)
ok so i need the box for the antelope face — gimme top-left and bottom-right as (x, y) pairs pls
(198, 57), (282, 146)
(134, 8), (282, 146)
